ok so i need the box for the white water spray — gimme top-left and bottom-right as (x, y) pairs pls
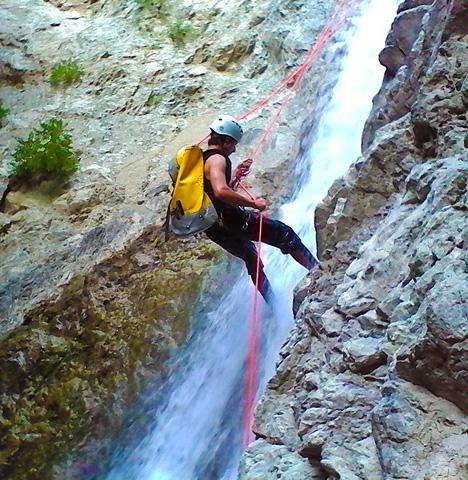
(103, 1), (398, 478)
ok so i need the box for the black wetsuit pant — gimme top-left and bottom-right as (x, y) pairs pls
(205, 210), (316, 299)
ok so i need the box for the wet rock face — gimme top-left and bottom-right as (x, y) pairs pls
(241, 0), (467, 478)
(0, 225), (219, 480)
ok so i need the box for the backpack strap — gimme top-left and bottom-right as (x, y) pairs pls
(164, 203), (171, 242)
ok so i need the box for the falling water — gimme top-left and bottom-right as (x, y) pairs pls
(101, 1), (399, 478)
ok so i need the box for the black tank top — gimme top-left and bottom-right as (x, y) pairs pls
(203, 149), (244, 224)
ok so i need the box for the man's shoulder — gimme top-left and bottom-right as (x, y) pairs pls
(204, 150), (229, 168)
(203, 149), (229, 160)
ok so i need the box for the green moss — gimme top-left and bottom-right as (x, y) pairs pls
(50, 60), (84, 87)
(147, 93), (163, 106)
(0, 100), (8, 125)
(9, 118), (80, 180)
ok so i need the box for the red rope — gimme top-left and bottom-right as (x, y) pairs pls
(246, 0), (362, 159)
(241, 212), (264, 447)
(195, 0), (361, 147)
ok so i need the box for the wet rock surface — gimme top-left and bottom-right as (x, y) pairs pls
(241, 0), (468, 478)
(239, 439), (325, 480)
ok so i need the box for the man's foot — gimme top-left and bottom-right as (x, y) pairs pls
(259, 278), (274, 305)
(290, 246), (319, 270)
(317, 260), (333, 275)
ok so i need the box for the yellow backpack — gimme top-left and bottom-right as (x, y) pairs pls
(166, 145), (218, 238)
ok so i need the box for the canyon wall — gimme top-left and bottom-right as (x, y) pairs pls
(240, 0), (468, 478)
(0, 0), (344, 477)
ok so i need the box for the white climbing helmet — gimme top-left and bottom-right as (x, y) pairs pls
(209, 115), (244, 143)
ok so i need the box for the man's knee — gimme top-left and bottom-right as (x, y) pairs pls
(274, 223), (302, 254)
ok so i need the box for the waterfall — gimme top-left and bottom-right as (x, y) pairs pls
(101, 1), (399, 478)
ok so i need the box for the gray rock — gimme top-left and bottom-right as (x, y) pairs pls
(321, 308), (344, 337)
(0, 174), (8, 200)
(320, 436), (383, 480)
(356, 309), (388, 331)
(211, 38), (256, 72)
(343, 337), (387, 374)
(443, 0), (468, 36)
(0, 212), (12, 233)
(337, 292), (377, 317)
(239, 439), (323, 480)
(372, 381), (468, 479)
(253, 391), (301, 449)
(298, 376), (380, 467)
(379, 45), (406, 76)
(187, 65), (208, 76)
(398, 0), (434, 14)
(395, 250), (468, 412)
(386, 6), (431, 55)
(54, 184), (104, 215)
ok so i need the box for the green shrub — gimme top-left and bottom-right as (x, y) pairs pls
(10, 119), (79, 179)
(167, 19), (195, 46)
(50, 60), (84, 87)
(0, 100), (8, 124)
(147, 93), (162, 106)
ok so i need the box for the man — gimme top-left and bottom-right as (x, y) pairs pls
(203, 115), (319, 301)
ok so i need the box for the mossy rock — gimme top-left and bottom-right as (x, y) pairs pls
(0, 235), (219, 479)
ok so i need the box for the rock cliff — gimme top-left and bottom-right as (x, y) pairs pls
(0, 0), (344, 477)
(240, 0), (467, 478)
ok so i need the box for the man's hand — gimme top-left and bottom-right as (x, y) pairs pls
(253, 197), (267, 211)
(231, 158), (253, 189)
(207, 154), (266, 210)
(234, 158), (253, 178)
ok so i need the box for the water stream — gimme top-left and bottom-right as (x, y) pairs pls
(101, 1), (398, 478)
